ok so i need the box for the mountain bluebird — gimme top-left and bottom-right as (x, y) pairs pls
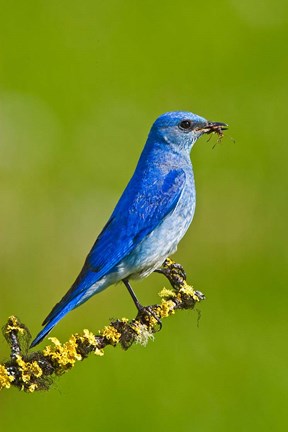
(30, 111), (227, 347)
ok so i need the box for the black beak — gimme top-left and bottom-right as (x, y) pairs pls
(198, 121), (228, 135)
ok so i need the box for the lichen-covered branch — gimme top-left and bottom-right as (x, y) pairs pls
(0, 259), (205, 393)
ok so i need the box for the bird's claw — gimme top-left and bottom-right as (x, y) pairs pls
(137, 305), (162, 331)
(155, 259), (187, 289)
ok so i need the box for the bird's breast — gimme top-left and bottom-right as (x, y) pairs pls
(122, 168), (196, 279)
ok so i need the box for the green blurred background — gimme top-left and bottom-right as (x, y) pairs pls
(0, 0), (287, 430)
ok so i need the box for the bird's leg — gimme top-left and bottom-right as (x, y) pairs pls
(123, 278), (142, 310)
(122, 279), (162, 330)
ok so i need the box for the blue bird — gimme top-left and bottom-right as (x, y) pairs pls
(30, 111), (227, 347)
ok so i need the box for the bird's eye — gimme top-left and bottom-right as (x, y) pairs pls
(179, 120), (193, 131)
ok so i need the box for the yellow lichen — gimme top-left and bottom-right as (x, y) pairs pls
(164, 258), (173, 266)
(145, 314), (158, 327)
(178, 282), (200, 301)
(79, 329), (97, 346)
(77, 329), (105, 355)
(45, 336), (61, 348)
(0, 365), (14, 389)
(15, 355), (43, 384)
(31, 362), (43, 377)
(28, 383), (38, 392)
(44, 336), (82, 368)
(101, 326), (121, 344)
(158, 287), (176, 299)
(94, 348), (104, 356)
(160, 299), (175, 318)
(130, 321), (141, 335)
(6, 315), (25, 335)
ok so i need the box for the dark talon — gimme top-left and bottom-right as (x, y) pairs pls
(154, 259), (187, 289)
(138, 306), (162, 331)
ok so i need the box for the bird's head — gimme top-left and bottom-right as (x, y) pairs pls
(150, 111), (228, 152)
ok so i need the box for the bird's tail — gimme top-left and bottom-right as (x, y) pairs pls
(30, 292), (85, 348)
(30, 269), (106, 348)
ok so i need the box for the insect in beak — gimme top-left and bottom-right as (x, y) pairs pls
(196, 121), (228, 148)
(199, 121), (228, 137)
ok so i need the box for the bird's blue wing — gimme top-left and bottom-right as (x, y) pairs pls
(31, 169), (186, 347)
(85, 168), (186, 277)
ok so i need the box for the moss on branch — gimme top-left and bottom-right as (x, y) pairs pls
(0, 259), (205, 393)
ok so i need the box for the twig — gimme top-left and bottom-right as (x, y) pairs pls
(0, 259), (205, 393)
